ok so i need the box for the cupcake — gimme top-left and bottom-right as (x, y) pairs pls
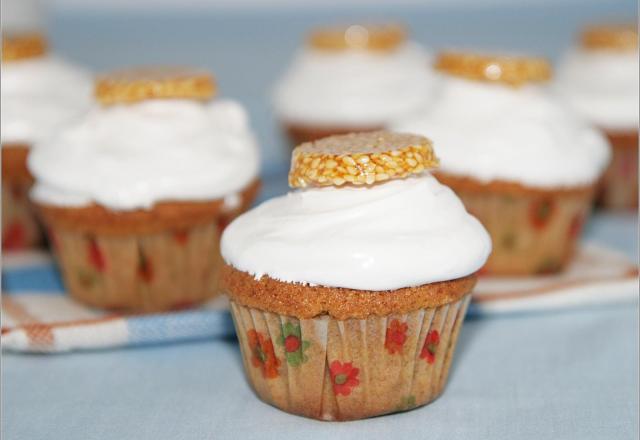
(392, 52), (610, 275)
(1, 33), (91, 250)
(273, 24), (436, 147)
(220, 131), (490, 421)
(556, 23), (639, 209)
(28, 66), (260, 312)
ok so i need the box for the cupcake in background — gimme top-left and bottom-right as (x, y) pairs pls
(221, 131), (491, 420)
(1, 32), (92, 250)
(393, 52), (610, 275)
(556, 23), (639, 209)
(273, 24), (436, 147)
(29, 67), (260, 312)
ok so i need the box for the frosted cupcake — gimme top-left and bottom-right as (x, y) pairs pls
(29, 67), (260, 312)
(1, 33), (91, 250)
(393, 52), (610, 275)
(556, 24), (639, 209)
(221, 131), (490, 421)
(273, 24), (436, 147)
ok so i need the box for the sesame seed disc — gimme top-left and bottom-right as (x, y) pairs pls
(2, 33), (47, 62)
(288, 131), (439, 189)
(581, 24), (638, 51)
(95, 66), (216, 106)
(435, 51), (552, 87)
(308, 24), (406, 53)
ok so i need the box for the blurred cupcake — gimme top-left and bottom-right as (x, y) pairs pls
(29, 66), (260, 312)
(393, 52), (610, 275)
(221, 131), (490, 421)
(1, 33), (91, 250)
(556, 23), (639, 209)
(273, 24), (436, 147)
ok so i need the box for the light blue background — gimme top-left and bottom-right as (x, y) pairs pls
(3, 1), (639, 439)
(46, 0), (638, 176)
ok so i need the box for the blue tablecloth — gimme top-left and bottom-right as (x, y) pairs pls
(2, 2), (638, 439)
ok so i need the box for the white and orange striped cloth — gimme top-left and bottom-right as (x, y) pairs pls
(2, 243), (637, 353)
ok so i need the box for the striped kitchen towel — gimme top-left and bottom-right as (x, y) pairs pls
(2, 242), (637, 353)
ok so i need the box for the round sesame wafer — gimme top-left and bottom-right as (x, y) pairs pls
(308, 23), (406, 53)
(2, 33), (47, 62)
(95, 66), (216, 105)
(581, 23), (638, 51)
(435, 51), (552, 87)
(288, 131), (438, 188)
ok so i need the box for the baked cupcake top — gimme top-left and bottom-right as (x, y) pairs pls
(221, 131), (491, 291)
(392, 51), (610, 188)
(1, 33), (92, 146)
(273, 24), (436, 127)
(556, 23), (639, 131)
(29, 66), (259, 211)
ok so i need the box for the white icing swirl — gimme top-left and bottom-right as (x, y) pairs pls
(1, 56), (92, 146)
(392, 77), (611, 188)
(221, 175), (491, 291)
(273, 42), (436, 127)
(555, 48), (639, 131)
(29, 99), (260, 210)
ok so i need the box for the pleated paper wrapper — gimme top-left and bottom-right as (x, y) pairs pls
(598, 130), (638, 209)
(230, 294), (471, 421)
(2, 180), (42, 250)
(453, 185), (594, 275)
(47, 222), (223, 312)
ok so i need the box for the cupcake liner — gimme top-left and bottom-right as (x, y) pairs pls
(452, 185), (594, 275)
(48, 222), (223, 312)
(2, 180), (42, 250)
(598, 131), (638, 209)
(229, 294), (470, 421)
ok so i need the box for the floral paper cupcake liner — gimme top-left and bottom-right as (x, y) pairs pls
(48, 222), (223, 312)
(438, 174), (595, 275)
(598, 131), (638, 210)
(2, 180), (42, 250)
(2, 145), (42, 250)
(230, 294), (470, 421)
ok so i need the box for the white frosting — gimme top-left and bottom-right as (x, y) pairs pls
(392, 77), (611, 188)
(29, 99), (260, 211)
(273, 42), (436, 127)
(221, 175), (491, 291)
(555, 48), (639, 131)
(1, 56), (92, 146)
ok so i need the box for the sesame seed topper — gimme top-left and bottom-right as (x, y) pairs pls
(288, 130), (439, 188)
(435, 51), (552, 87)
(2, 33), (47, 62)
(95, 66), (216, 106)
(308, 23), (407, 53)
(580, 23), (638, 52)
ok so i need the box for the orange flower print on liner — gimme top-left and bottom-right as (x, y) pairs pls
(329, 361), (360, 396)
(385, 319), (408, 354)
(9, 184), (24, 200)
(568, 212), (585, 239)
(217, 218), (231, 236)
(87, 237), (106, 272)
(173, 229), (189, 245)
(529, 198), (555, 230)
(247, 329), (281, 379)
(2, 221), (26, 250)
(420, 329), (440, 364)
(138, 252), (153, 283)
